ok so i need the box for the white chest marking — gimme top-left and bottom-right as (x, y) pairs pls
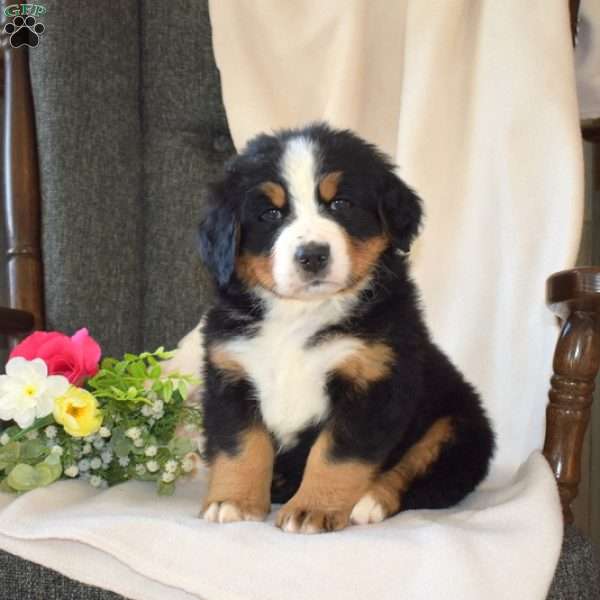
(222, 295), (362, 448)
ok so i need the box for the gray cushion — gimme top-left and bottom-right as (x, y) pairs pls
(29, 0), (144, 359)
(29, 0), (233, 358)
(548, 525), (600, 599)
(139, 0), (233, 353)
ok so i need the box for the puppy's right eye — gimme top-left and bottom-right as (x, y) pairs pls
(260, 208), (283, 222)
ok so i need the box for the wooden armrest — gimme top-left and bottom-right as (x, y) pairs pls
(0, 306), (34, 335)
(543, 267), (600, 523)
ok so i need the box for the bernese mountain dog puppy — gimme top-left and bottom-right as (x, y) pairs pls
(197, 123), (494, 534)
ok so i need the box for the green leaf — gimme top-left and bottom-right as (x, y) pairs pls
(158, 481), (175, 496)
(114, 437), (132, 458)
(177, 380), (189, 400)
(0, 478), (15, 494)
(6, 456), (63, 492)
(35, 461), (61, 487)
(20, 440), (48, 462)
(128, 362), (146, 379)
(163, 380), (173, 403)
(100, 358), (118, 370)
(0, 442), (21, 470)
(168, 437), (193, 458)
(148, 365), (161, 379)
(7, 464), (39, 491)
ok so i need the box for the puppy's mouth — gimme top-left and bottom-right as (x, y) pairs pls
(278, 279), (346, 299)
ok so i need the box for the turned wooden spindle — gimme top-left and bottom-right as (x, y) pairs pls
(2, 19), (45, 334)
(544, 267), (600, 523)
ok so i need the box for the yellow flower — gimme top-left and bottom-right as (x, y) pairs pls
(53, 386), (102, 438)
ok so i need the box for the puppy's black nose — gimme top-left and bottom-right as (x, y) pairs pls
(295, 243), (330, 274)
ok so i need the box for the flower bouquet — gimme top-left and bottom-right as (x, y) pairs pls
(0, 329), (201, 495)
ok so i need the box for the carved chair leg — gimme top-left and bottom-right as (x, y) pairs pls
(544, 268), (600, 523)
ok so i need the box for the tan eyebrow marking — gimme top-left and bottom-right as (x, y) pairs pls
(318, 171), (343, 202)
(259, 181), (286, 208)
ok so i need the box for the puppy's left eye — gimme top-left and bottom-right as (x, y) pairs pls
(260, 208), (283, 222)
(329, 198), (352, 212)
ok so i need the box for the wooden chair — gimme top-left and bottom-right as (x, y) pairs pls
(1, 2), (599, 529)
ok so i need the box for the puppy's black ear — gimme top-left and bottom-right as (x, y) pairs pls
(378, 173), (423, 253)
(198, 183), (239, 288)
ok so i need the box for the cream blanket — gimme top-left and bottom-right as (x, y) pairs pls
(0, 454), (561, 600)
(0, 1), (582, 599)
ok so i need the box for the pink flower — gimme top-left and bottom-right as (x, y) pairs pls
(10, 329), (101, 386)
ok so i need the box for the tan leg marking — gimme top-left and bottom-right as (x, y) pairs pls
(276, 431), (375, 534)
(335, 341), (395, 390)
(208, 344), (246, 382)
(202, 427), (274, 523)
(351, 417), (454, 525)
(235, 253), (275, 290)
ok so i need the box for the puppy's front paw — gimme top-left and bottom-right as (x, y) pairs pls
(350, 493), (388, 525)
(276, 503), (351, 534)
(202, 500), (268, 524)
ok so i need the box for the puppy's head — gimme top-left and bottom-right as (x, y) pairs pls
(198, 123), (422, 298)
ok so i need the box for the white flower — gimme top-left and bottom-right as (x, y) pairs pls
(154, 411), (164, 421)
(50, 445), (63, 456)
(161, 472), (175, 483)
(90, 457), (102, 470)
(44, 425), (57, 439)
(165, 460), (178, 473)
(0, 358), (69, 428)
(90, 475), (103, 487)
(82, 443), (92, 455)
(0, 432), (9, 446)
(152, 400), (164, 413)
(118, 456), (130, 467)
(65, 465), (79, 477)
(141, 405), (153, 417)
(134, 438), (144, 448)
(99, 426), (111, 438)
(144, 445), (157, 457)
(135, 464), (146, 476)
(146, 460), (159, 472)
(125, 427), (141, 440)
(93, 438), (105, 450)
(78, 459), (91, 472)
(101, 450), (113, 464)
(25, 430), (39, 440)
(181, 455), (196, 473)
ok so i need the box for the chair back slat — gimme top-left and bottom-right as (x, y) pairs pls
(3, 42), (45, 332)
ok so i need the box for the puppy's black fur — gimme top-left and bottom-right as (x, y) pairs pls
(198, 123), (494, 519)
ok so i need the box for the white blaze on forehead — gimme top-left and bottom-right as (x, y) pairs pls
(273, 136), (351, 298)
(280, 136), (319, 219)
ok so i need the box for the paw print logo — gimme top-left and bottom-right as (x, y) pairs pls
(3, 15), (45, 48)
